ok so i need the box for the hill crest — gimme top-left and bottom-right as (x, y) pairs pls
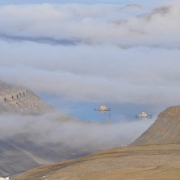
(131, 106), (180, 145)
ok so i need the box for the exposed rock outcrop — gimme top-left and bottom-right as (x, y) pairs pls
(0, 80), (53, 115)
(131, 106), (180, 145)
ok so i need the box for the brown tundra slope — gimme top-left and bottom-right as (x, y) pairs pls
(131, 106), (180, 145)
(13, 106), (180, 180)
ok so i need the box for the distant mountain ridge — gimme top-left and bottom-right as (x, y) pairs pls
(0, 80), (81, 177)
(0, 79), (53, 115)
(131, 106), (180, 145)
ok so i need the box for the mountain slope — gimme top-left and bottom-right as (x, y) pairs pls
(0, 80), (83, 176)
(0, 139), (40, 176)
(0, 80), (127, 177)
(0, 79), (53, 115)
(13, 144), (180, 180)
(131, 106), (180, 145)
(13, 106), (180, 180)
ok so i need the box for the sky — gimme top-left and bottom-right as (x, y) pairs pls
(0, 0), (165, 5)
(0, 0), (180, 122)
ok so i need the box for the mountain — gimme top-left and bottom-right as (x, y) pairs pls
(13, 106), (180, 180)
(131, 106), (180, 145)
(0, 79), (53, 115)
(1, 80), (130, 177)
(13, 143), (180, 180)
(0, 80), (87, 177)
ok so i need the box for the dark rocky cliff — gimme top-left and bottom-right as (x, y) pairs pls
(131, 106), (180, 145)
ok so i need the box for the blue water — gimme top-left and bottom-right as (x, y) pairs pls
(37, 92), (157, 123)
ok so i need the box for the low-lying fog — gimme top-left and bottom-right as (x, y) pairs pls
(0, 112), (155, 151)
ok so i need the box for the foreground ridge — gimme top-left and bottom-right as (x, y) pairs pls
(131, 106), (180, 145)
(13, 106), (180, 180)
(13, 144), (180, 180)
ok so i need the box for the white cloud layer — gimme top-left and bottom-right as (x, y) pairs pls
(0, 113), (155, 150)
(1, 43), (180, 107)
(0, 1), (180, 113)
(0, 2), (180, 48)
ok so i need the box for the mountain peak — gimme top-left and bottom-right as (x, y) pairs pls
(158, 106), (180, 120)
(0, 79), (53, 115)
(131, 106), (180, 146)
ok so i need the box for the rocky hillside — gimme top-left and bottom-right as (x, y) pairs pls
(131, 106), (180, 145)
(0, 80), (83, 177)
(0, 79), (53, 115)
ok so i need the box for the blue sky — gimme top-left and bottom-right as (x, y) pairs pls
(0, 0), (180, 122)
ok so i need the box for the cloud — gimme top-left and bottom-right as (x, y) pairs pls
(0, 2), (179, 48)
(0, 1), (180, 117)
(0, 112), (155, 151)
(0, 42), (180, 108)
(120, 4), (142, 11)
(0, 33), (82, 45)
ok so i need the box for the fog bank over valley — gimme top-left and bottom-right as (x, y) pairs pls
(0, 112), (155, 150)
